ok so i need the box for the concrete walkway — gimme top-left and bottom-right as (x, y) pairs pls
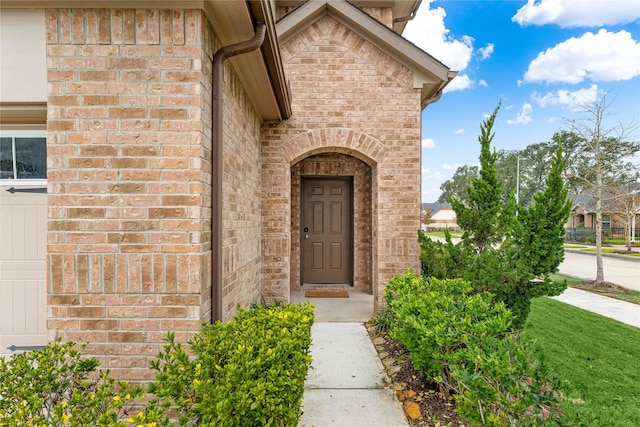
(291, 291), (408, 427)
(553, 287), (640, 328)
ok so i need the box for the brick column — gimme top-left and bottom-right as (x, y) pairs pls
(46, 8), (213, 381)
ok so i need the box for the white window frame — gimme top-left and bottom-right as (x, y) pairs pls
(0, 129), (47, 186)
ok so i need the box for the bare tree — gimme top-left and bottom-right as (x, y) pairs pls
(560, 94), (640, 284)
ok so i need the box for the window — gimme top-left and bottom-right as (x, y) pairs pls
(0, 131), (46, 182)
(603, 215), (611, 230)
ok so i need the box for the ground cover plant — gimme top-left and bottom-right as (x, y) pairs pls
(383, 271), (560, 426)
(524, 297), (640, 427)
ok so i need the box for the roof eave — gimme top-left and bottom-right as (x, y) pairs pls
(277, 0), (453, 109)
(205, 0), (291, 121)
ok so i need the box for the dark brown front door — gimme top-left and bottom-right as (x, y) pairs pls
(301, 177), (352, 284)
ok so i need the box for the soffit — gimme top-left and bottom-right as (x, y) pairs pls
(277, 0), (456, 108)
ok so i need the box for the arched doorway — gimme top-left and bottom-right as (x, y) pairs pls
(290, 152), (373, 293)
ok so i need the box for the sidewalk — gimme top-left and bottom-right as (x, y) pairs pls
(292, 291), (408, 427)
(552, 287), (640, 328)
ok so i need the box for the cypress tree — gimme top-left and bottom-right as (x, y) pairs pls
(421, 104), (573, 328)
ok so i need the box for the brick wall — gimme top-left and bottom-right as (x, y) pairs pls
(220, 63), (263, 321)
(46, 8), (215, 381)
(262, 15), (422, 306)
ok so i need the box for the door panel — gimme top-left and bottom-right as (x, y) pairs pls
(302, 178), (352, 284)
(0, 187), (47, 356)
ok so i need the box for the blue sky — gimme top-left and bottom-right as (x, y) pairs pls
(403, 0), (640, 202)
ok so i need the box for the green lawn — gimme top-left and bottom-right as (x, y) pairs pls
(525, 298), (640, 426)
(580, 247), (640, 257)
(424, 230), (463, 238)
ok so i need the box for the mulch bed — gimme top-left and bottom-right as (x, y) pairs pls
(572, 280), (632, 293)
(367, 325), (471, 427)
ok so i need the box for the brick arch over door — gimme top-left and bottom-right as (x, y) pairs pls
(279, 128), (388, 166)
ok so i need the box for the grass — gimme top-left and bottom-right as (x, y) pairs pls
(580, 247), (640, 257)
(424, 230), (463, 238)
(525, 297), (640, 427)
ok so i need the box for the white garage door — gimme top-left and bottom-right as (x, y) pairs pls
(0, 131), (48, 356)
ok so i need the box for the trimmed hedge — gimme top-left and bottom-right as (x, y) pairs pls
(385, 271), (559, 426)
(0, 302), (314, 427)
(147, 302), (315, 427)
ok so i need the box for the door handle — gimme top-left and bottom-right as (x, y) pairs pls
(305, 234), (309, 239)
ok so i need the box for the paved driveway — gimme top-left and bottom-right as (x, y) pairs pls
(559, 251), (640, 291)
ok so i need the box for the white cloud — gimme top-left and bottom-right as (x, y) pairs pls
(454, 128), (465, 134)
(478, 80), (488, 88)
(444, 74), (473, 92)
(442, 163), (461, 170)
(532, 84), (602, 110)
(507, 102), (533, 124)
(404, 2), (474, 71)
(524, 30), (640, 84)
(423, 170), (442, 180)
(422, 138), (436, 149)
(513, 0), (640, 28)
(479, 43), (495, 60)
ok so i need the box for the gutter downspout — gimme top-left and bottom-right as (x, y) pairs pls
(422, 70), (458, 109)
(211, 23), (267, 323)
(392, 0), (421, 32)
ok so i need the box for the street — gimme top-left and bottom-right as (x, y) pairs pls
(559, 251), (640, 291)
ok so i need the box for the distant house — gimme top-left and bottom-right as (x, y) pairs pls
(565, 187), (640, 245)
(566, 188), (640, 231)
(422, 202), (457, 229)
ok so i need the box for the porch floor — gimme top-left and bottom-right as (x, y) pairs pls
(290, 290), (374, 322)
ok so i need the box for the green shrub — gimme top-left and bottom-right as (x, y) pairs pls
(147, 303), (314, 427)
(0, 340), (142, 427)
(385, 271), (559, 426)
(386, 272), (512, 396)
(450, 335), (560, 426)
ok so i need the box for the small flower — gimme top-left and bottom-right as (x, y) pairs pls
(112, 396), (121, 402)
